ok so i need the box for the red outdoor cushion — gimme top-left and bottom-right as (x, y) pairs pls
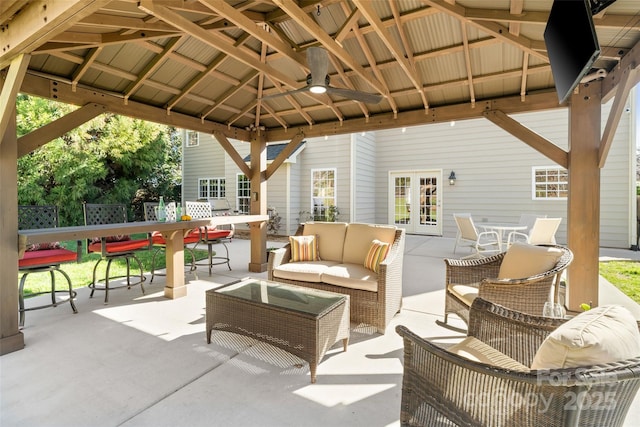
(19, 248), (78, 268)
(88, 238), (150, 254)
(151, 230), (200, 245)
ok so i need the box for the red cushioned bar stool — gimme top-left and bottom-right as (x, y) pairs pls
(143, 201), (201, 283)
(18, 205), (80, 327)
(185, 201), (234, 276)
(83, 203), (151, 303)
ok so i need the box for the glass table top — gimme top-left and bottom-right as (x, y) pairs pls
(212, 278), (346, 317)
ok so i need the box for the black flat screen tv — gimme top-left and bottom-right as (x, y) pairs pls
(544, 0), (601, 104)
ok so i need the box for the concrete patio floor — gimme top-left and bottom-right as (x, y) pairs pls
(2, 235), (639, 427)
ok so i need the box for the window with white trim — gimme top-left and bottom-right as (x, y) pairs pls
(533, 167), (568, 199)
(186, 130), (199, 147)
(311, 168), (336, 220)
(198, 178), (225, 199)
(236, 173), (250, 215)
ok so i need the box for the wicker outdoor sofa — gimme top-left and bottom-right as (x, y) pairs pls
(267, 222), (405, 334)
(397, 298), (640, 426)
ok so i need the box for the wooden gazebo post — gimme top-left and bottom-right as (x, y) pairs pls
(248, 130), (268, 273)
(0, 55), (29, 355)
(566, 81), (602, 311)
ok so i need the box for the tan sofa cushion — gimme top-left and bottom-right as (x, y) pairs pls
(342, 223), (397, 265)
(449, 284), (479, 306)
(449, 337), (529, 372)
(271, 261), (338, 283)
(321, 263), (378, 292)
(303, 222), (348, 263)
(531, 305), (640, 370)
(498, 242), (563, 279)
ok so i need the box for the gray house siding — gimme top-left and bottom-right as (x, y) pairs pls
(299, 135), (352, 222)
(374, 100), (632, 248)
(182, 132), (228, 204)
(352, 132), (377, 223)
(182, 98), (635, 249)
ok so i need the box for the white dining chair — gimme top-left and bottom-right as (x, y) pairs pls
(507, 217), (562, 247)
(517, 213), (547, 234)
(453, 213), (501, 258)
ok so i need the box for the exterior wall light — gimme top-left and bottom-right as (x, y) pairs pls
(448, 171), (457, 185)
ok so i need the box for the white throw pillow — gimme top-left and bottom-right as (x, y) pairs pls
(531, 305), (640, 370)
(498, 242), (563, 279)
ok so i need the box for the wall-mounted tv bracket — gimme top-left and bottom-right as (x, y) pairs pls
(590, 0), (617, 15)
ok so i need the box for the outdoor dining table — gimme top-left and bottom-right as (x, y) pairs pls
(477, 223), (527, 251)
(18, 215), (268, 299)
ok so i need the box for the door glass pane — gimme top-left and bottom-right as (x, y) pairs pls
(420, 177), (437, 226)
(394, 176), (411, 225)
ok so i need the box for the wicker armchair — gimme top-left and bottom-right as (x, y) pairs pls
(397, 298), (640, 427)
(443, 244), (573, 326)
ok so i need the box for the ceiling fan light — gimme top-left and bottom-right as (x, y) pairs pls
(309, 85), (327, 94)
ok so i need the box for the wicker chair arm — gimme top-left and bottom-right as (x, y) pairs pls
(267, 245), (291, 280)
(445, 252), (504, 286)
(468, 298), (565, 366)
(376, 229), (405, 308)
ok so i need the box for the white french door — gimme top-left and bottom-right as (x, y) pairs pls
(389, 171), (442, 235)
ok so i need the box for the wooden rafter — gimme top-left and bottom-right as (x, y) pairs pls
(354, 0), (427, 108)
(0, 0), (109, 70)
(124, 36), (185, 102)
(460, 24), (475, 107)
(138, 0), (301, 90)
(420, 0), (549, 62)
(272, 0), (387, 97)
(336, 2), (397, 114)
(0, 54), (30, 142)
(165, 33), (251, 113)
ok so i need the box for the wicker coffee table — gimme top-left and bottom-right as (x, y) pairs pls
(206, 277), (350, 383)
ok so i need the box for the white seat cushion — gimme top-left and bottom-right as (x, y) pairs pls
(321, 263), (378, 292)
(271, 261), (338, 283)
(531, 305), (640, 370)
(448, 337), (529, 372)
(449, 284), (479, 306)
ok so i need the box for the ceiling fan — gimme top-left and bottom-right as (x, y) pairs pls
(262, 47), (383, 104)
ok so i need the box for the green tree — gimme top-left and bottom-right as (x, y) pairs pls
(17, 94), (182, 225)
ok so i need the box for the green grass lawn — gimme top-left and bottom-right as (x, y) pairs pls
(20, 238), (209, 297)
(599, 260), (640, 304)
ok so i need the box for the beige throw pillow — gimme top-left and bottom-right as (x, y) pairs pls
(531, 305), (640, 370)
(498, 242), (563, 279)
(363, 239), (389, 273)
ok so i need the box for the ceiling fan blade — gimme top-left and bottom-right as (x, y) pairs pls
(326, 87), (383, 104)
(307, 47), (329, 88)
(260, 86), (309, 101)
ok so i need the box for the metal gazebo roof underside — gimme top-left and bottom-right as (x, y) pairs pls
(2, 0), (640, 143)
